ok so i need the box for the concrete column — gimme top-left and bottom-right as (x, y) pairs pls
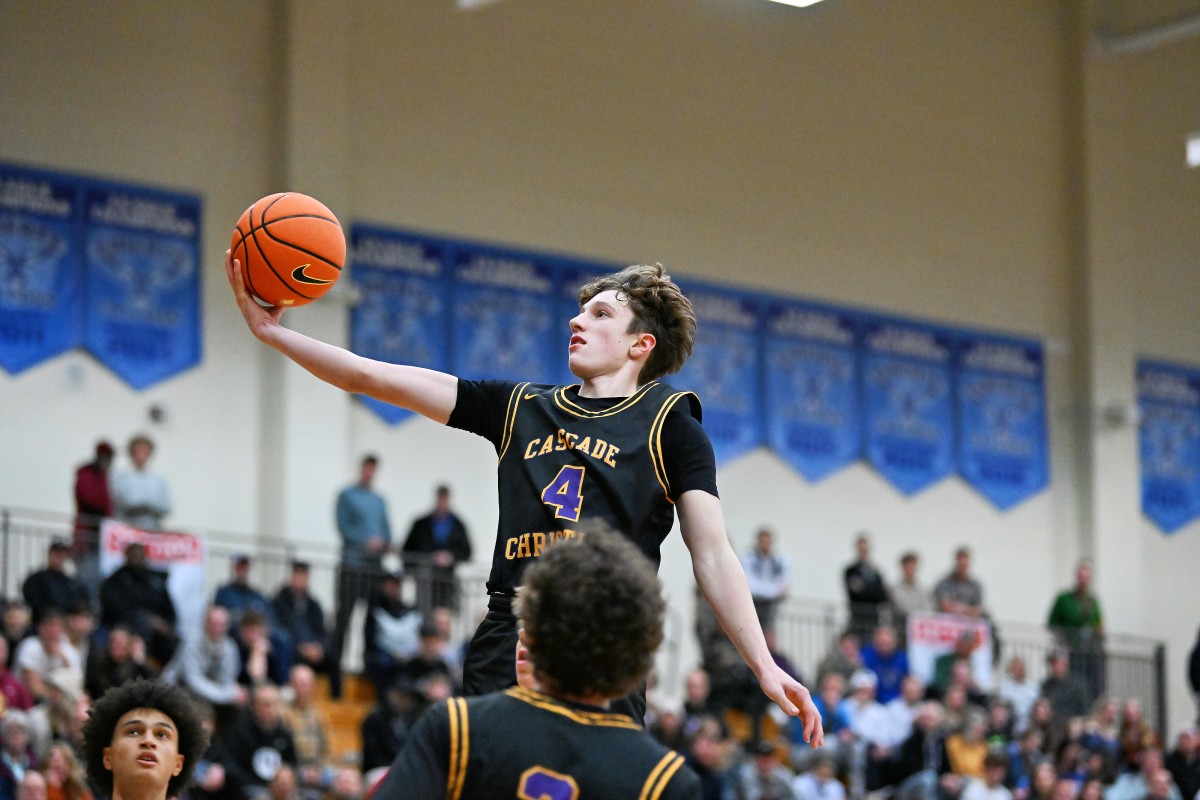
(256, 0), (357, 547)
(1078, 3), (1147, 633)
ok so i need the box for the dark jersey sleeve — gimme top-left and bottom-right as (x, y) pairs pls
(661, 405), (719, 499)
(662, 761), (703, 800)
(446, 379), (520, 449)
(371, 701), (451, 800)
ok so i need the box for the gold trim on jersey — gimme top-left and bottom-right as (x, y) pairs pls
(506, 687), (642, 730)
(649, 392), (693, 503)
(446, 697), (469, 800)
(498, 382), (533, 461)
(499, 381), (699, 505)
(640, 752), (687, 800)
(552, 382), (660, 418)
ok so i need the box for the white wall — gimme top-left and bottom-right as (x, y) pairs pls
(1, 0), (1198, 731)
(1082, 2), (1200, 735)
(0, 1), (281, 535)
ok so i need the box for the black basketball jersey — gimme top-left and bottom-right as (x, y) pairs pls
(372, 687), (701, 800)
(484, 381), (701, 595)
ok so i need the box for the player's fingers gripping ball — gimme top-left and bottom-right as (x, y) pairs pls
(230, 192), (345, 307)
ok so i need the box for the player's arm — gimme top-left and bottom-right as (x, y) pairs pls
(225, 250), (458, 423)
(677, 489), (824, 746)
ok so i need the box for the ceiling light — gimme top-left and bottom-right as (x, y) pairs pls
(764, 0), (827, 7)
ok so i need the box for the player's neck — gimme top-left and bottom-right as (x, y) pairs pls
(555, 690), (611, 709)
(577, 370), (642, 399)
(112, 782), (168, 800)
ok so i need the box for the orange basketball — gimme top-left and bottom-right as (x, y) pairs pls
(230, 192), (345, 307)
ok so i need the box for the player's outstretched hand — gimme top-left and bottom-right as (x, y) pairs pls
(759, 665), (825, 747)
(225, 249), (284, 338)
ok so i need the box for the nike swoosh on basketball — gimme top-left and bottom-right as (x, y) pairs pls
(291, 264), (333, 285)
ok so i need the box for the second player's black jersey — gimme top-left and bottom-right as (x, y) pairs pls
(449, 380), (707, 595)
(372, 687), (700, 800)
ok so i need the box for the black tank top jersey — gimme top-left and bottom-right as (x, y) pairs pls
(448, 380), (715, 595)
(372, 687), (701, 800)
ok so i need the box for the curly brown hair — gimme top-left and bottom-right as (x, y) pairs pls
(577, 264), (696, 383)
(81, 679), (208, 800)
(516, 524), (665, 701)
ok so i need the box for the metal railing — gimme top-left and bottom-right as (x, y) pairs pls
(0, 506), (683, 685)
(769, 601), (1167, 742)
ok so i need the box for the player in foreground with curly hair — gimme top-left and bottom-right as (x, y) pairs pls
(81, 679), (208, 800)
(371, 526), (701, 799)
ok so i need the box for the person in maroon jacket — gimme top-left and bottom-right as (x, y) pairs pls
(72, 440), (114, 598)
(0, 637), (35, 712)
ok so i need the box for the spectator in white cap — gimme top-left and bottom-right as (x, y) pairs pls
(111, 433), (171, 531)
(840, 671), (880, 723)
(839, 669), (892, 798)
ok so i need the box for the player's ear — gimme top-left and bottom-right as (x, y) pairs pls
(102, 746), (112, 771)
(173, 753), (185, 776)
(629, 332), (655, 360)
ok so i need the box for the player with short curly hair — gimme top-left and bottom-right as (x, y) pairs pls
(81, 678), (208, 800)
(516, 522), (665, 701)
(373, 527), (699, 798)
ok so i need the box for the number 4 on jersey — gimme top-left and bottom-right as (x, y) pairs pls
(540, 465), (585, 522)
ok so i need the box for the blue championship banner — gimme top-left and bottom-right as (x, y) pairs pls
(336, 223), (1053, 509)
(348, 226), (452, 424)
(1137, 360), (1200, 534)
(862, 317), (955, 495)
(763, 299), (862, 482)
(450, 244), (557, 384)
(554, 259), (618, 386)
(954, 334), (1048, 510)
(673, 281), (763, 466)
(82, 181), (202, 389)
(0, 163), (83, 373)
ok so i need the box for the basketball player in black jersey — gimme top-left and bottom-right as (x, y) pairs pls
(371, 527), (700, 799)
(225, 251), (823, 745)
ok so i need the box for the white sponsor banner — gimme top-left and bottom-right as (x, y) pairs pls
(99, 519), (207, 639)
(906, 610), (994, 691)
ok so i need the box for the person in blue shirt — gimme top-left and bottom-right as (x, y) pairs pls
(330, 454), (392, 698)
(860, 624), (910, 704)
(213, 554), (273, 625)
(791, 672), (853, 775)
(213, 553), (292, 678)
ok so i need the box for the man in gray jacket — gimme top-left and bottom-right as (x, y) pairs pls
(171, 604), (246, 731)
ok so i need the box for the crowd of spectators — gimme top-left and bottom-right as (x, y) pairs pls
(648, 534), (1200, 800)
(0, 534), (465, 800)
(2, 440), (484, 800)
(3, 442), (1198, 800)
